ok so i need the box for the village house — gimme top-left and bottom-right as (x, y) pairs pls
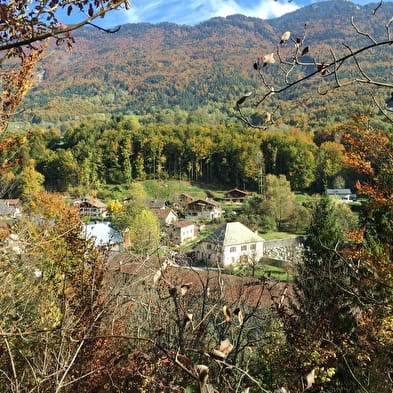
(0, 199), (21, 218)
(167, 220), (197, 246)
(224, 188), (251, 203)
(185, 199), (222, 220)
(327, 188), (356, 202)
(152, 208), (178, 226)
(110, 252), (291, 309)
(194, 221), (264, 267)
(74, 196), (107, 218)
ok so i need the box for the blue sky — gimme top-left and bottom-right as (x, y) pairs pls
(62, 0), (389, 27)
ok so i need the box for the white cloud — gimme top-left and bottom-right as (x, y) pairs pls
(257, 1), (300, 18)
(121, 0), (300, 25)
(209, 0), (299, 20)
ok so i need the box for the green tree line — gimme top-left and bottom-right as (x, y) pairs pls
(5, 117), (357, 199)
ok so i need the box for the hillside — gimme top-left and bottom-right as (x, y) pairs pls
(16, 0), (393, 129)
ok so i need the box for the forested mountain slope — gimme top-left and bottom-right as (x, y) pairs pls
(18, 0), (393, 128)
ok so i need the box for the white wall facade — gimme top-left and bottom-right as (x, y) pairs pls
(195, 240), (264, 267)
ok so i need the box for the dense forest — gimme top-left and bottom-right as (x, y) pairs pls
(3, 117), (357, 198)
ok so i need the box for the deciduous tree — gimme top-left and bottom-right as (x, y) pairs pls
(264, 174), (295, 230)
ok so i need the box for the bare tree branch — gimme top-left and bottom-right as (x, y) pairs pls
(0, 0), (128, 52)
(235, 10), (393, 129)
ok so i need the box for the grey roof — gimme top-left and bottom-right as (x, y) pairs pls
(83, 222), (123, 246)
(203, 222), (263, 246)
(326, 188), (352, 195)
(147, 199), (167, 209)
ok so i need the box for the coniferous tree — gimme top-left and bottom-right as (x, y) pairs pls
(277, 194), (359, 392)
(297, 193), (347, 319)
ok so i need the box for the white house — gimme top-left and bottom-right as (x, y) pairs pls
(152, 208), (178, 226)
(194, 222), (264, 267)
(167, 220), (197, 246)
(327, 188), (356, 202)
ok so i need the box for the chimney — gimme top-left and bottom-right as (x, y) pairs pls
(123, 228), (130, 248)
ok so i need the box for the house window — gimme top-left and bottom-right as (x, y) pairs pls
(241, 245), (247, 251)
(250, 244), (256, 250)
(230, 246), (236, 253)
(207, 244), (212, 250)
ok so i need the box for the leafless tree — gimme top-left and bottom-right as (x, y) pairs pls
(235, 2), (393, 129)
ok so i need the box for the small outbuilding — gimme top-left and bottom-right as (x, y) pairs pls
(327, 188), (356, 202)
(152, 208), (178, 226)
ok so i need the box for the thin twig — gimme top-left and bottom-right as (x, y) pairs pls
(351, 17), (377, 44)
(0, 0), (127, 52)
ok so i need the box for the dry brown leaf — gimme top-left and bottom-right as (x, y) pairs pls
(195, 364), (209, 384)
(301, 46), (309, 56)
(222, 305), (231, 322)
(219, 338), (233, 355)
(234, 307), (244, 325)
(280, 31), (291, 44)
(306, 369), (315, 389)
(263, 53), (275, 66)
(180, 282), (192, 296)
(210, 349), (227, 360)
(183, 311), (193, 329)
(236, 92), (252, 107)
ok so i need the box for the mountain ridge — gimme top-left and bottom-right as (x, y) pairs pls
(17, 0), (393, 128)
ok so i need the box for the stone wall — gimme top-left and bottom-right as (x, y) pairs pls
(262, 236), (306, 264)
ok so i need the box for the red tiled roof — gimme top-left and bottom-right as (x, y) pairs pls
(152, 208), (176, 220)
(171, 220), (194, 228)
(3, 199), (21, 206)
(162, 267), (292, 307)
(108, 252), (292, 308)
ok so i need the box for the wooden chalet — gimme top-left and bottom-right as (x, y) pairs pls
(178, 193), (194, 206)
(74, 196), (107, 218)
(224, 188), (251, 203)
(185, 199), (222, 220)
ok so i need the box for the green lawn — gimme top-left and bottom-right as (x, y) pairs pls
(229, 263), (293, 282)
(93, 180), (225, 202)
(260, 232), (297, 240)
(142, 180), (209, 201)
